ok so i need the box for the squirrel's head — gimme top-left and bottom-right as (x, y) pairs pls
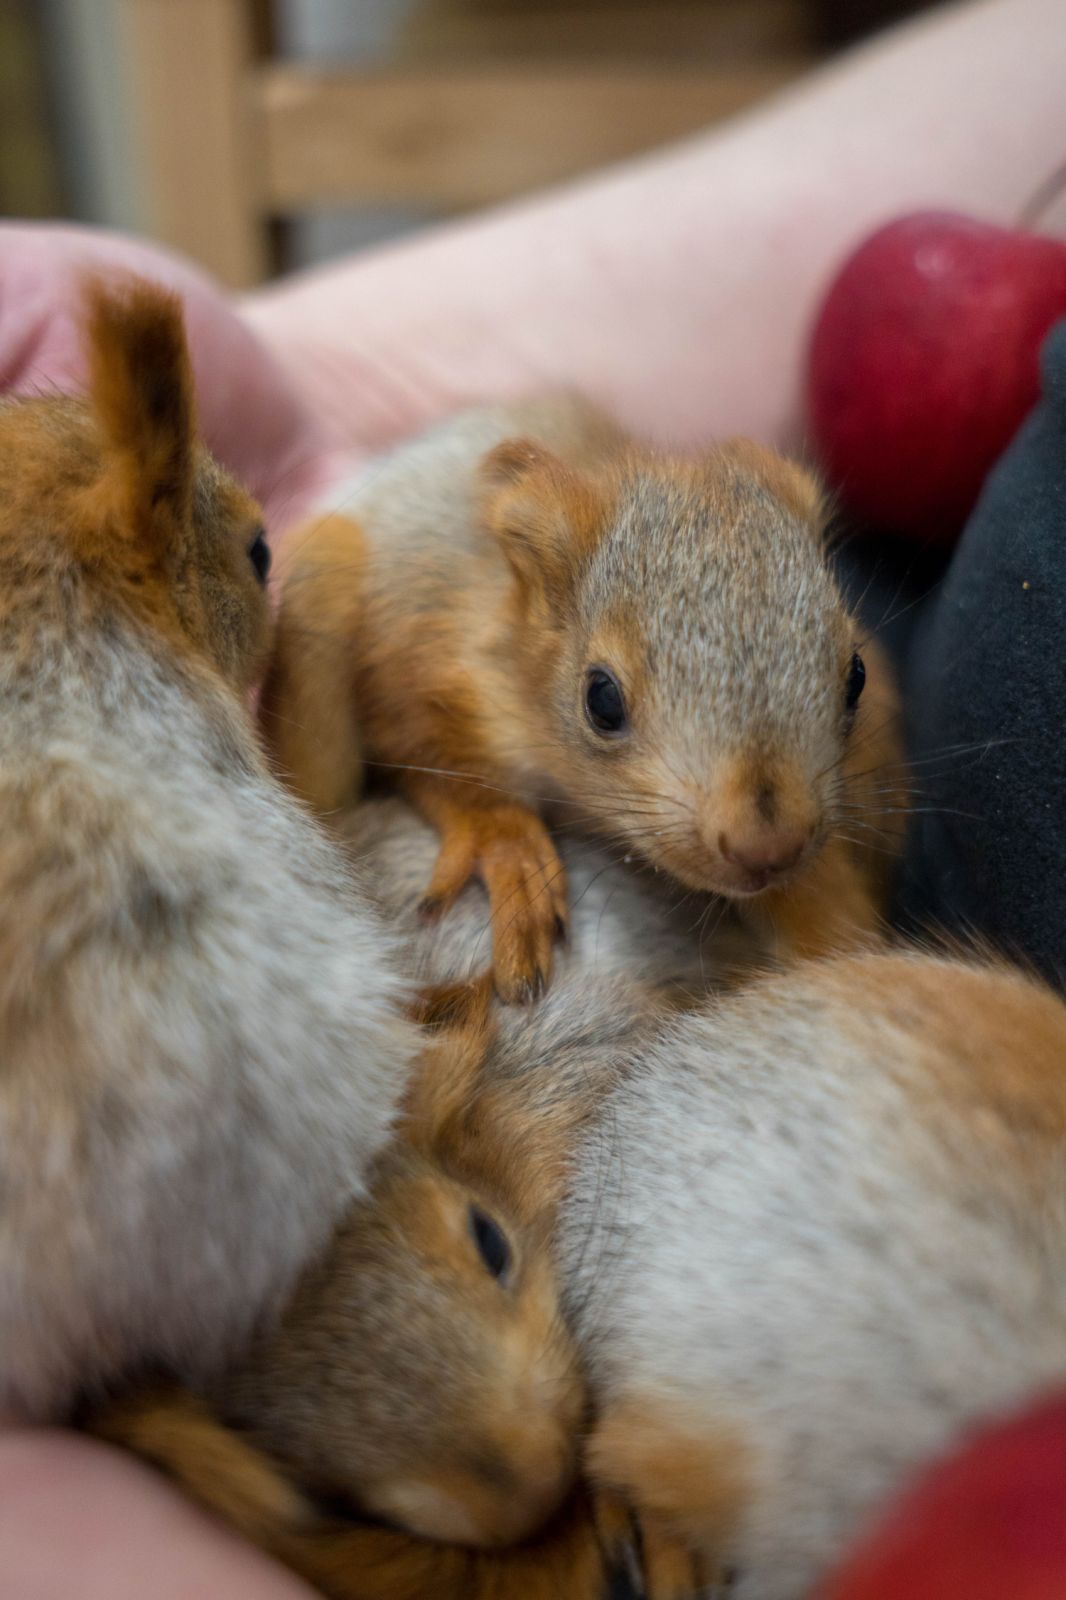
(483, 436), (865, 900)
(0, 277), (271, 690)
(220, 979), (584, 1550)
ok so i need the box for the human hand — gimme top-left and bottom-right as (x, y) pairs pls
(0, 1429), (318, 1600)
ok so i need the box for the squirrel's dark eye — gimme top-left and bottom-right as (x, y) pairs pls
(585, 668), (627, 736)
(845, 651), (866, 713)
(247, 528), (271, 586)
(469, 1205), (512, 1284)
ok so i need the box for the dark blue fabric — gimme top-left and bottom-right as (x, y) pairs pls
(898, 318), (1066, 986)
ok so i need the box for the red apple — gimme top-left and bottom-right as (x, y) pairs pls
(807, 211), (1066, 542)
(822, 1392), (1066, 1600)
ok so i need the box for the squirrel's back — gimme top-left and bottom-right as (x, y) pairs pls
(0, 284), (416, 1419)
(562, 952), (1066, 1599)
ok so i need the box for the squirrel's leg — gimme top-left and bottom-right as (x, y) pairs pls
(280, 1494), (613, 1600)
(404, 772), (568, 1005)
(92, 1388), (612, 1600)
(258, 512), (369, 816)
(587, 1396), (745, 1600)
(88, 1387), (312, 1545)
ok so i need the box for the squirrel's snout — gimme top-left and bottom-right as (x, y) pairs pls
(701, 763), (820, 896)
(629, 759), (821, 896)
(718, 826), (809, 892)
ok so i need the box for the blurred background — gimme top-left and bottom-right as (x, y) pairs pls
(3, 0), (935, 287)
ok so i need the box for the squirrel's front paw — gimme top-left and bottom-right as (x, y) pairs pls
(595, 1493), (711, 1600)
(419, 803), (568, 1003)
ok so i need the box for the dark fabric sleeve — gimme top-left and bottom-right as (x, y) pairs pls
(897, 317), (1066, 987)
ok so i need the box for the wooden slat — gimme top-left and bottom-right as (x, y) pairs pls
(117, 0), (267, 287)
(257, 60), (808, 212)
(399, 0), (813, 66)
(0, 0), (64, 217)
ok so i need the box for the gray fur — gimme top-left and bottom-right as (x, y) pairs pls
(339, 794), (751, 997)
(581, 462), (846, 784)
(561, 955), (1066, 1598)
(0, 618), (417, 1419)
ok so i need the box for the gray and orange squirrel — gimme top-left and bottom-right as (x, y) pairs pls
(95, 801), (1066, 1600)
(0, 280), (417, 1420)
(261, 396), (905, 1001)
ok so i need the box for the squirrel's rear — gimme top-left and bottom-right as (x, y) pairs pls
(563, 952), (1066, 1599)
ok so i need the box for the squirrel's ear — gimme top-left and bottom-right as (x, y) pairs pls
(404, 974), (496, 1148)
(84, 276), (195, 543)
(716, 439), (825, 530)
(481, 438), (602, 601)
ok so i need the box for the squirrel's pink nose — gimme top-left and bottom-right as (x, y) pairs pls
(719, 827), (808, 885)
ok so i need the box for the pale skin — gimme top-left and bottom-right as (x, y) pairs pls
(1, 0), (1064, 1591)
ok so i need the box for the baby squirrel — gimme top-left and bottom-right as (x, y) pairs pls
(0, 280), (417, 1420)
(99, 946), (1066, 1600)
(262, 396), (904, 1002)
(90, 795), (747, 1597)
(560, 950), (1066, 1599)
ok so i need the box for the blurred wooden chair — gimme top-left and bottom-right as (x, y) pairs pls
(114, 0), (818, 288)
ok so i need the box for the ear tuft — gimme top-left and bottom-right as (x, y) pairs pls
(481, 436), (602, 602)
(718, 438), (824, 529)
(481, 437), (559, 492)
(84, 275), (196, 533)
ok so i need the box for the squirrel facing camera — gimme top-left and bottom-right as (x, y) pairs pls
(0, 277), (415, 1420)
(484, 435), (868, 899)
(262, 398), (906, 1004)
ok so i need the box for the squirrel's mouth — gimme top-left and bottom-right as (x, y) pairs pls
(643, 831), (814, 900)
(716, 868), (783, 898)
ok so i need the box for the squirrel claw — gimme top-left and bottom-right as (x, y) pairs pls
(503, 966), (548, 1007)
(419, 800), (568, 1007)
(594, 1493), (708, 1600)
(417, 894), (445, 923)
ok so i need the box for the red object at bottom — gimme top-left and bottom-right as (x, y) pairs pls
(823, 1392), (1066, 1600)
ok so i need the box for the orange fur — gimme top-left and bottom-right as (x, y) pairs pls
(410, 776), (569, 1004)
(93, 945), (1066, 1600)
(482, 436), (611, 608)
(717, 437), (824, 524)
(0, 276), (270, 690)
(260, 512), (370, 813)
(97, 1381), (726, 1600)
(588, 1399), (750, 1582)
(84, 276), (195, 535)
(259, 400), (907, 1001)
(93, 1388), (310, 1542)
(97, 1386), (613, 1600)
(744, 633), (906, 958)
